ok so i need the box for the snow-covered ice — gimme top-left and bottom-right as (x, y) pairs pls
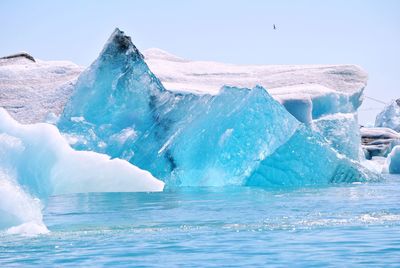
(0, 44), (368, 126)
(0, 54), (83, 123)
(143, 48), (368, 123)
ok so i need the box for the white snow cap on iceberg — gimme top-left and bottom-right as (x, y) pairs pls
(0, 47), (367, 124)
(143, 48), (367, 97)
(143, 48), (368, 122)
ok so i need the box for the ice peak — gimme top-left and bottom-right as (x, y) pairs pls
(99, 28), (144, 61)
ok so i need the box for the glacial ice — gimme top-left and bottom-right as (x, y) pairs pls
(58, 28), (300, 184)
(375, 99), (400, 132)
(0, 28), (383, 237)
(0, 41), (367, 126)
(313, 113), (361, 160)
(246, 125), (378, 187)
(0, 107), (164, 234)
(361, 127), (400, 159)
(386, 145), (400, 174)
(59, 28), (379, 188)
(143, 48), (368, 123)
(0, 108), (164, 197)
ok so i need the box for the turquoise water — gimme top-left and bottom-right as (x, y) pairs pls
(1, 175), (400, 267)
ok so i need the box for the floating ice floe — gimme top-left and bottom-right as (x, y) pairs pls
(0, 107), (163, 234)
(59, 28), (380, 188)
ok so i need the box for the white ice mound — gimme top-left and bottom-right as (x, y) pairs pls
(375, 99), (400, 132)
(144, 48), (368, 123)
(0, 107), (164, 234)
(386, 145), (400, 174)
(0, 54), (83, 123)
(0, 108), (164, 197)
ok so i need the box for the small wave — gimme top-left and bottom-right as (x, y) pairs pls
(5, 221), (49, 236)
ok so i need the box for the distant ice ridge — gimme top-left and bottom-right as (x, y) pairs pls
(375, 99), (400, 132)
(0, 108), (164, 235)
(144, 48), (367, 124)
(59, 28), (379, 188)
(0, 40), (367, 127)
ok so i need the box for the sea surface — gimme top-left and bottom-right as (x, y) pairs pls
(1, 175), (400, 267)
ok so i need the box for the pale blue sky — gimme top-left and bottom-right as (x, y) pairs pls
(1, 0), (399, 123)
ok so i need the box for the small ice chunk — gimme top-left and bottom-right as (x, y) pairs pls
(386, 145), (400, 174)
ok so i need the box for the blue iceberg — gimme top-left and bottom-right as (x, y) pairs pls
(313, 113), (361, 160)
(375, 99), (400, 132)
(386, 145), (400, 174)
(59, 28), (379, 187)
(247, 125), (375, 187)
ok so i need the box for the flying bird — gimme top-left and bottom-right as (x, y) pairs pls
(273, 24), (277, 30)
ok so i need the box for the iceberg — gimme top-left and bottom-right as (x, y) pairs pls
(385, 145), (400, 174)
(361, 127), (400, 159)
(375, 99), (400, 132)
(143, 48), (368, 124)
(313, 113), (361, 160)
(143, 48), (368, 156)
(247, 125), (378, 187)
(0, 107), (164, 234)
(0, 40), (367, 126)
(0, 108), (164, 197)
(59, 28), (379, 187)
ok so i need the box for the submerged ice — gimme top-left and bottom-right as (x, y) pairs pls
(59, 28), (379, 188)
